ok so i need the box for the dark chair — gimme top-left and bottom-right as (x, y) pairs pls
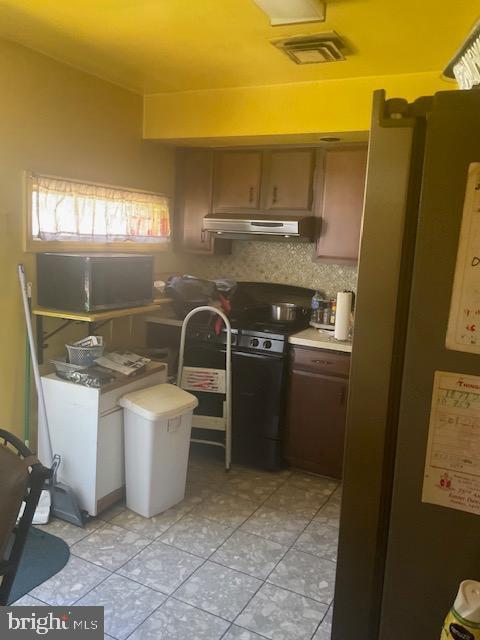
(0, 428), (51, 605)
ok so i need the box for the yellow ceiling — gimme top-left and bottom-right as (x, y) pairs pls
(0, 1), (477, 95)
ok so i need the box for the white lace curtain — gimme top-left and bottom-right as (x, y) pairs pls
(31, 174), (171, 243)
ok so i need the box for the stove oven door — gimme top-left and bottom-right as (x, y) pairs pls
(232, 349), (287, 470)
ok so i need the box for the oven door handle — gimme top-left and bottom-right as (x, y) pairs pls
(218, 348), (284, 360)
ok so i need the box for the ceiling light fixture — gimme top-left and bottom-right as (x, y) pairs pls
(252, 0), (326, 26)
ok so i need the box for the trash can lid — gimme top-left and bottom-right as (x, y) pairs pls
(119, 383), (198, 421)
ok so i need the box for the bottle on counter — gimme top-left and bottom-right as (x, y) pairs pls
(322, 304), (330, 325)
(311, 291), (323, 324)
(329, 298), (337, 326)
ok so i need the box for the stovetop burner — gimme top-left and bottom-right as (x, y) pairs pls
(184, 282), (313, 354)
(187, 317), (308, 355)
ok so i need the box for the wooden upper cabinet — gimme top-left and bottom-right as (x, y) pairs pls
(264, 149), (315, 212)
(175, 143), (365, 256)
(175, 149), (230, 255)
(316, 145), (368, 262)
(212, 150), (263, 211)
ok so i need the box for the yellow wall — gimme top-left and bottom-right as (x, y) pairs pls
(144, 71), (453, 142)
(0, 37), (177, 441)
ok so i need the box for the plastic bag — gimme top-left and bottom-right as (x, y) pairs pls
(165, 275), (237, 318)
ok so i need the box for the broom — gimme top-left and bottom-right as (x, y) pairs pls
(18, 264), (85, 527)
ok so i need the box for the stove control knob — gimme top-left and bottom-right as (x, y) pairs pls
(264, 340), (272, 349)
(251, 338), (260, 347)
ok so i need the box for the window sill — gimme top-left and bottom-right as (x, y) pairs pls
(24, 239), (172, 254)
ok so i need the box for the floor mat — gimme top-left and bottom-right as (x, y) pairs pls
(8, 526), (70, 604)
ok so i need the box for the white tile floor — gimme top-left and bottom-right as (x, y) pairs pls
(15, 450), (340, 640)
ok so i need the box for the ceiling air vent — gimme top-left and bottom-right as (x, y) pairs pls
(272, 31), (349, 64)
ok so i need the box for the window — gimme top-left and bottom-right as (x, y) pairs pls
(29, 174), (171, 246)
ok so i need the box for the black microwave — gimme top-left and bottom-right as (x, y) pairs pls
(37, 253), (154, 312)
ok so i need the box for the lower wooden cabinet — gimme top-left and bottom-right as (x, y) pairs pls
(285, 346), (350, 479)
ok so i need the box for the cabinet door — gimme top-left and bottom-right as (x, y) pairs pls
(316, 145), (368, 262)
(285, 369), (347, 478)
(264, 149), (315, 212)
(175, 149), (231, 254)
(213, 150), (262, 211)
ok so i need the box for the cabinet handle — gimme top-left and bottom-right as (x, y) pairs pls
(249, 186), (254, 203)
(272, 186), (278, 204)
(251, 221), (283, 228)
(312, 359), (332, 365)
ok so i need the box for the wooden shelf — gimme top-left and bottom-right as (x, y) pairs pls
(33, 298), (173, 364)
(33, 299), (172, 323)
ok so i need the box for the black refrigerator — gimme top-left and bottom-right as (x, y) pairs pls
(333, 88), (480, 640)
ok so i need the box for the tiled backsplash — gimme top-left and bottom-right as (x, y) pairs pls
(182, 241), (357, 297)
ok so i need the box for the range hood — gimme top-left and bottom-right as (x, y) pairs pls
(203, 213), (316, 241)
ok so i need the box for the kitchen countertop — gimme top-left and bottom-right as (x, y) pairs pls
(146, 313), (183, 327)
(288, 327), (352, 353)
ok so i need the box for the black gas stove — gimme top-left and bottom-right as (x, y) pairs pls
(187, 324), (292, 355)
(185, 282), (314, 470)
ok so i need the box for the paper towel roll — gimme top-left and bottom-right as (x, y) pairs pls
(334, 291), (352, 341)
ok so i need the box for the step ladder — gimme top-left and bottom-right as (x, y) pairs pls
(177, 306), (232, 470)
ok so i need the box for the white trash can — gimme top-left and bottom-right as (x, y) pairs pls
(119, 383), (198, 518)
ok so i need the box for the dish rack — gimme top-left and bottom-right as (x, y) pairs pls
(51, 339), (105, 381)
(51, 357), (88, 380)
(66, 343), (104, 366)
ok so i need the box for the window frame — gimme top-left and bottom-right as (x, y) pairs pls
(23, 171), (172, 254)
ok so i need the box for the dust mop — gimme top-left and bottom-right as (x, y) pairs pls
(18, 264), (85, 527)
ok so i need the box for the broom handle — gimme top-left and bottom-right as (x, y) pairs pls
(23, 282), (32, 447)
(18, 264), (54, 465)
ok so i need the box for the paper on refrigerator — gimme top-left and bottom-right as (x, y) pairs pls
(422, 370), (480, 515)
(446, 162), (480, 354)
